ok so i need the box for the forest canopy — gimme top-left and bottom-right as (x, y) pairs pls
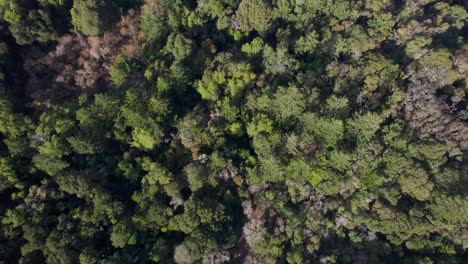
(0, 0), (467, 263)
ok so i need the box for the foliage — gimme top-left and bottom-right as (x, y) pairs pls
(235, 0), (273, 33)
(71, 0), (119, 35)
(0, 0), (70, 44)
(165, 33), (193, 61)
(0, 0), (466, 263)
(294, 31), (319, 55)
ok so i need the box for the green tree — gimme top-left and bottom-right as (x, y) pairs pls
(246, 114), (273, 138)
(165, 33), (193, 61)
(328, 150), (351, 172)
(325, 95), (349, 119)
(257, 86), (305, 122)
(71, 0), (119, 35)
(235, 0), (273, 33)
(32, 154), (69, 176)
(367, 13), (395, 41)
(263, 45), (298, 76)
(184, 162), (209, 192)
(417, 49), (459, 85)
(131, 127), (161, 151)
(383, 153), (434, 201)
(110, 220), (137, 248)
(347, 112), (383, 146)
(294, 31), (319, 55)
(196, 53), (255, 102)
(0, 0), (68, 44)
(241, 37), (264, 55)
(140, 0), (168, 42)
(300, 113), (344, 148)
(109, 55), (140, 87)
(427, 195), (468, 226)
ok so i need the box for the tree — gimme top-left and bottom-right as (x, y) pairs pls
(325, 95), (349, 119)
(383, 153), (434, 201)
(0, 95), (32, 138)
(110, 220), (137, 248)
(109, 55), (140, 87)
(367, 13), (395, 41)
(0, 0), (467, 261)
(131, 127), (161, 151)
(246, 114), (273, 138)
(300, 113), (345, 148)
(347, 112), (383, 147)
(66, 135), (97, 154)
(141, 157), (173, 186)
(405, 36), (432, 59)
(263, 45), (298, 76)
(32, 154), (69, 176)
(427, 195), (468, 226)
(257, 86), (305, 123)
(140, 0), (168, 42)
(361, 54), (399, 93)
(196, 0), (228, 19)
(184, 162), (209, 192)
(165, 33), (193, 61)
(417, 49), (459, 86)
(76, 94), (120, 130)
(346, 25), (373, 55)
(328, 150), (351, 172)
(196, 53), (255, 103)
(294, 31), (319, 55)
(0, 0), (68, 44)
(241, 37), (264, 55)
(235, 0), (273, 33)
(71, 0), (119, 35)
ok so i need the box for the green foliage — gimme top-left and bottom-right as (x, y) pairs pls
(76, 94), (120, 129)
(347, 112), (383, 146)
(405, 36), (432, 58)
(241, 37), (264, 55)
(300, 113), (344, 148)
(66, 136), (97, 154)
(196, 54), (255, 102)
(328, 150), (351, 172)
(285, 158), (313, 180)
(32, 154), (69, 176)
(362, 54), (400, 92)
(110, 220), (137, 248)
(0, 0), (68, 44)
(196, 0), (227, 19)
(235, 0), (273, 33)
(165, 33), (193, 61)
(294, 31), (319, 55)
(140, 1), (167, 42)
(367, 13), (395, 41)
(141, 157), (173, 186)
(263, 45), (298, 76)
(247, 113), (273, 138)
(2, 206), (28, 228)
(417, 49), (460, 85)
(109, 55), (140, 87)
(0, 0), (466, 262)
(71, 0), (118, 35)
(184, 162), (209, 191)
(383, 153), (434, 201)
(257, 86), (305, 122)
(0, 95), (32, 138)
(346, 25), (373, 55)
(428, 195), (468, 226)
(131, 127), (160, 151)
(325, 95), (349, 119)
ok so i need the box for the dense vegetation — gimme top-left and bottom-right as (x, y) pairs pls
(0, 0), (467, 263)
